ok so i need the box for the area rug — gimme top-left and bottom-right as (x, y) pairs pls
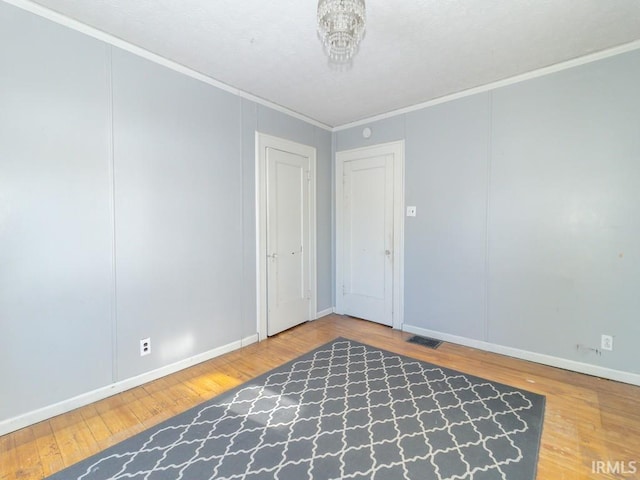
(47, 338), (545, 480)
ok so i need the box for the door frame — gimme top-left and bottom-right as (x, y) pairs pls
(335, 140), (405, 329)
(256, 132), (317, 340)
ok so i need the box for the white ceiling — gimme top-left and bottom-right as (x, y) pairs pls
(22, 0), (640, 127)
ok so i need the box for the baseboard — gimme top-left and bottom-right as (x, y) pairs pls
(316, 307), (335, 319)
(0, 335), (256, 436)
(241, 333), (259, 347)
(402, 324), (640, 387)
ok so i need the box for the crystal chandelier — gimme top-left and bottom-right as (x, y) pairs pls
(317, 0), (366, 64)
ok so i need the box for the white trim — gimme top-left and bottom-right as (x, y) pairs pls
(0, 335), (257, 436)
(333, 39), (640, 132)
(3, 0), (331, 132)
(316, 307), (335, 318)
(256, 133), (318, 340)
(105, 44), (118, 382)
(7, 0), (639, 133)
(255, 132), (265, 339)
(335, 141), (405, 330)
(394, 142), (405, 330)
(241, 333), (259, 347)
(403, 323), (640, 387)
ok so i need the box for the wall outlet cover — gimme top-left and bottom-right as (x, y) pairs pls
(140, 338), (151, 356)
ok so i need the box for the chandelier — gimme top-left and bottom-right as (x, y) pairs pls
(317, 0), (366, 64)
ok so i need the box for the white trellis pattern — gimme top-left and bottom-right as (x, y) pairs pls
(54, 339), (544, 480)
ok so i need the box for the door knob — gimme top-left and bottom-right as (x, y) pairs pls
(267, 253), (278, 259)
(385, 250), (391, 256)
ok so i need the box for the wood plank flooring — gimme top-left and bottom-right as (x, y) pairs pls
(1, 314), (639, 479)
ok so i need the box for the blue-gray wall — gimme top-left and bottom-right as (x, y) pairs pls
(0, 1), (332, 425)
(0, 4), (114, 420)
(111, 49), (245, 379)
(336, 49), (640, 377)
(2, 0), (639, 429)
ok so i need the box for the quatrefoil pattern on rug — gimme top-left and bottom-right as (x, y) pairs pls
(49, 339), (545, 480)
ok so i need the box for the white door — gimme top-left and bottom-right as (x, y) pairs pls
(266, 147), (311, 335)
(336, 141), (404, 328)
(341, 155), (393, 325)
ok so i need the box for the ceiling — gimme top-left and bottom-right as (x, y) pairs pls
(23, 0), (640, 127)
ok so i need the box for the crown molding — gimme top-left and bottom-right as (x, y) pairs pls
(2, 0), (332, 132)
(334, 39), (640, 131)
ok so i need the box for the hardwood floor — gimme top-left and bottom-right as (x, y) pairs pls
(1, 314), (639, 479)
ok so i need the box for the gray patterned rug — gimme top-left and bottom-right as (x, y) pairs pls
(47, 338), (545, 480)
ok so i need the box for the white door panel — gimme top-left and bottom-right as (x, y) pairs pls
(342, 154), (394, 326)
(267, 148), (310, 336)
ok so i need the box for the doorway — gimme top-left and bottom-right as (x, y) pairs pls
(335, 141), (404, 328)
(256, 133), (317, 338)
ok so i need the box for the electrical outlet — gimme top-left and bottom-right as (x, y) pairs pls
(601, 334), (613, 351)
(140, 338), (151, 356)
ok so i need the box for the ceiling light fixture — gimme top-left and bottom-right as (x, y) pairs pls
(317, 0), (366, 64)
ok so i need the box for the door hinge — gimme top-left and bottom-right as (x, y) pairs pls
(306, 170), (311, 181)
(306, 290), (312, 300)
(342, 285), (346, 295)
